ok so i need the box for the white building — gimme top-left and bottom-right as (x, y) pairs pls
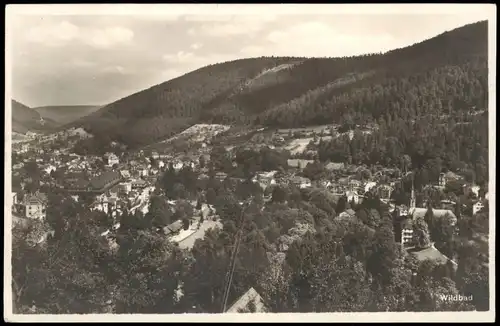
(43, 164), (57, 175)
(106, 153), (120, 167)
(346, 190), (361, 205)
(364, 181), (377, 193)
(471, 185), (481, 198)
(17, 192), (48, 220)
(119, 182), (132, 194)
(473, 201), (485, 215)
(401, 219), (414, 248)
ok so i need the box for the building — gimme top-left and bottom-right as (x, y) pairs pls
(364, 181), (377, 193)
(377, 184), (394, 199)
(17, 192), (48, 220)
(438, 171), (463, 188)
(287, 159), (314, 170)
(131, 179), (148, 190)
(409, 208), (457, 225)
(119, 170), (131, 180)
(338, 208), (356, 220)
(409, 243), (458, 269)
(440, 199), (456, 210)
(473, 201), (485, 215)
(401, 218), (414, 248)
(345, 190), (361, 205)
(325, 162), (345, 172)
(105, 153), (120, 167)
(398, 205), (409, 217)
(42, 164), (57, 175)
(163, 220), (184, 237)
(66, 171), (122, 195)
(226, 287), (267, 313)
(119, 182), (132, 194)
(290, 176), (311, 189)
(215, 172), (228, 181)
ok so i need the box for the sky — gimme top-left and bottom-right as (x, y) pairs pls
(7, 4), (492, 107)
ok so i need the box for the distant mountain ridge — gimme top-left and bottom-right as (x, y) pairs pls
(11, 100), (58, 133)
(34, 105), (102, 125)
(68, 21), (488, 149)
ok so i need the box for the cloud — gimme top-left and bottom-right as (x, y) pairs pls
(163, 51), (196, 64)
(187, 15), (275, 37)
(102, 65), (127, 74)
(68, 58), (97, 68)
(24, 19), (134, 49)
(190, 42), (203, 50)
(239, 45), (265, 56)
(26, 20), (80, 47)
(85, 26), (134, 49)
(263, 21), (399, 57)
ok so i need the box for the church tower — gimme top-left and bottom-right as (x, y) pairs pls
(410, 177), (416, 210)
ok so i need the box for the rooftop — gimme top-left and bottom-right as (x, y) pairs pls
(287, 159), (314, 168)
(166, 220), (184, 234)
(226, 287), (267, 313)
(22, 192), (48, 205)
(410, 208), (457, 221)
(89, 171), (121, 190)
(325, 162), (345, 171)
(409, 244), (458, 266)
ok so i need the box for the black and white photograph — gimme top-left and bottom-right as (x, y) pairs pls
(4, 4), (496, 322)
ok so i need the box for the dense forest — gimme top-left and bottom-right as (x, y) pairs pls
(69, 21), (487, 150)
(12, 170), (489, 313)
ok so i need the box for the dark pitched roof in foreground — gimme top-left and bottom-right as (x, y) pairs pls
(409, 244), (458, 267)
(226, 287), (267, 313)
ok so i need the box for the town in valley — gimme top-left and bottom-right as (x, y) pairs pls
(8, 8), (492, 316)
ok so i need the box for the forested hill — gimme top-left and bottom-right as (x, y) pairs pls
(72, 20), (487, 148)
(11, 100), (58, 134)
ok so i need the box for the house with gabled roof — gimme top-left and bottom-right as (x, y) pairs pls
(408, 243), (458, 270)
(226, 287), (267, 313)
(17, 192), (48, 220)
(163, 220), (184, 236)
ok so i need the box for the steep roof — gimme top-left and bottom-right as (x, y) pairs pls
(89, 171), (121, 190)
(410, 244), (458, 267)
(23, 192), (48, 205)
(410, 207), (457, 221)
(166, 220), (183, 233)
(401, 218), (413, 229)
(226, 287), (267, 313)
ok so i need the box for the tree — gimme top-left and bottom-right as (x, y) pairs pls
(206, 188), (217, 205)
(430, 214), (456, 258)
(182, 218), (190, 230)
(413, 217), (431, 249)
(424, 205), (434, 229)
(148, 195), (173, 228)
(402, 154), (412, 174)
(336, 195), (347, 213)
(199, 155), (206, 169)
(272, 186), (287, 203)
(173, 200), (194, 221)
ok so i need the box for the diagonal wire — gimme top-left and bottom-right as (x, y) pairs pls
(221, 197), (252, 313)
